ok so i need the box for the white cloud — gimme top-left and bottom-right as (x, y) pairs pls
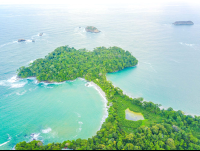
(0, 0), (200, 5)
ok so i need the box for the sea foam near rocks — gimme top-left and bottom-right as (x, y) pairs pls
(30, 133), (42, 141)
(0, 75), (27, 88)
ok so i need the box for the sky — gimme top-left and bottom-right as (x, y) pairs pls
(0, 0), (200, 5)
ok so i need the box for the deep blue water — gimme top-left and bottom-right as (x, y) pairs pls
(0, 3), (200, 149)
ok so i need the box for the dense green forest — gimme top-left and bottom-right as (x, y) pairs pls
(16, 46), (200, 150)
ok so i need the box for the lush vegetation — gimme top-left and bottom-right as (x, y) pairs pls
(86, 26), (97, 30)
(85, 26), (100, 32)
(16, 46), (200, 150)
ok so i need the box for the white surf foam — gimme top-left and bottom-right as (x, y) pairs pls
(16, 90), (27, 96)
(0, 134), (11, 147)
(78, 121), (83, 125)
(76, 128), (82, 133)
(73, 135), (78, 138)
(40, 81), (65, 85)
(179, 42), (195, 47)
(0, 41), (17, 48)
(0, 141), (10, 147)
(10, 82), (27, 88)
(0, 80), (7, 86)
(42, 128), (52, 134)
(0, 76), (27, 88)
(7, 75), (18, 83)
(25, 39), (32, 43)
(78, 77), (86, 81)
(30, 133), (41, 141)
(31, 34), (39, 39)
(45, 86), (53, 89)
(185, 43), (195, 47)
(29, 60), (35, 64)
(76, 121), (83, 133)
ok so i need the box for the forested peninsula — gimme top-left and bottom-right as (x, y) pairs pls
(16, 46), (200, 150)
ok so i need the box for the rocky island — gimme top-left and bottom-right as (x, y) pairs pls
(18, 39), (26, 42)
(85, 26), (100, 33)
(173, 21), (194, 25)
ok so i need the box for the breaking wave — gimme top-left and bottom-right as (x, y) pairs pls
(0, 75), (27, 89)
(0, 134), (11, 147)
(16, 90), (27, 96)
(0, 41), (17, 49)
(0, 141), (9, 147)
(42, 128), (52, 134)
(30, 133), (42, 141)
(10, 82), (27, 88)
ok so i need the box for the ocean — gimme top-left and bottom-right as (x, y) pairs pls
(0, 2), (200, 149)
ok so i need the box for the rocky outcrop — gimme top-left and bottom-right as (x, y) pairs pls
(173, 21), (194, 25)
(18, 39), (26, 42)
(39, 33), (43, 36)
(85, 26), (100, 33)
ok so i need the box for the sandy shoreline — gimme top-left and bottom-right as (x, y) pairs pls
(87, 81), (109, 130)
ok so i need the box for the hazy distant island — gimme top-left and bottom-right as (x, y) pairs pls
(18, 39), (35, 42)
(173, 21), (194, 25)
(85, 26), (100, 33)
(16, 46), (200, 150)
(18, 39), (26, 42)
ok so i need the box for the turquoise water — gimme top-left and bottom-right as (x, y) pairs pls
(0, 77), (105, 149)
(1, 2), (200, 149)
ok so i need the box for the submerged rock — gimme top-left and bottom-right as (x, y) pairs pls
(85, 26), (100, 33)
(18, 39), (26, 42)
(173, 21), (194, 25)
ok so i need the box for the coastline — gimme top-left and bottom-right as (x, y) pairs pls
(17, 75), (200, 118)
(87, 81), (109, 131)
(19, 75), (199, 121)
(118, 85), (198, 117)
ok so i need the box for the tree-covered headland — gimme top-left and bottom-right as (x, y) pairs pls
(16, 46), (200, 150)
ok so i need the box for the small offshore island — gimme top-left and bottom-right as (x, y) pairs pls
(173, 21), (194, 25)
(85, 26), (100, 33)
(16, 46), (200, 150)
